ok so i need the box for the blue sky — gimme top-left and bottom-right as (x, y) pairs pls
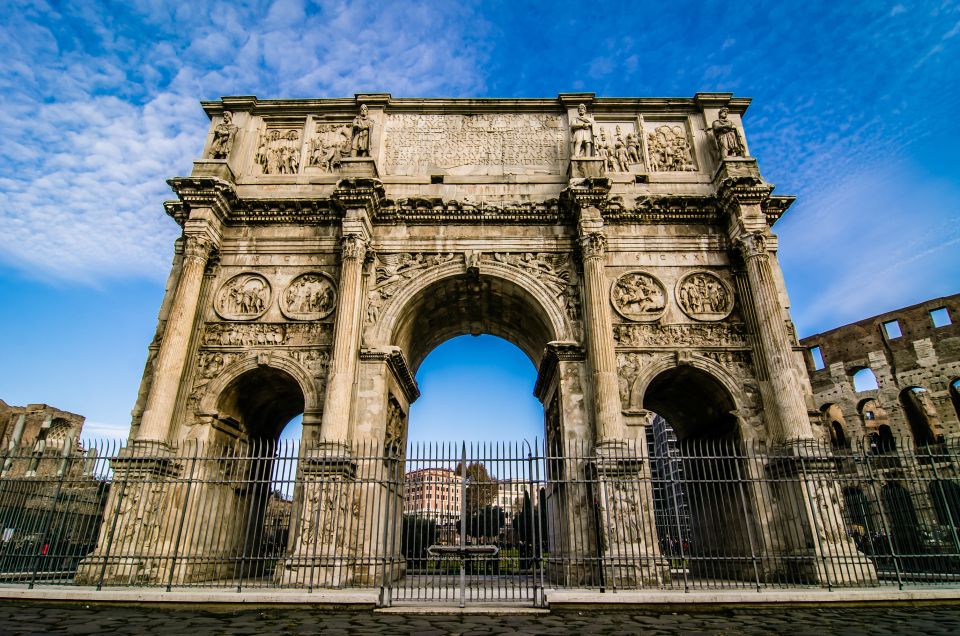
(1, 0), (958, 443)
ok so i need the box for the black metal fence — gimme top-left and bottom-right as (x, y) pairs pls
(1, 434), (959, 605)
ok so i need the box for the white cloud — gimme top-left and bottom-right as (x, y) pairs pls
(0, 0), (490, 283)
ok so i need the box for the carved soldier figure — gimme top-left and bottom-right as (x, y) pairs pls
(625, 130), (641, 164)
(351, 104), (372, 157)
(614, 126), (630, 172)
(570, 103), (596, 158)
(209, 112), (237, 159)
(710, 107), (746, 158)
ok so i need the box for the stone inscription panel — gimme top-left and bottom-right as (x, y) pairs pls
(382, 114), (566, 175)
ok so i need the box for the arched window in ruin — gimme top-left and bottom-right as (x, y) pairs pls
(820, 404), (850, 449)
(950, 378), (960, 423)
(881, 482), (921, 555)
(899, 386), (944, 447)
(851, 367), (879, 393)
(842, 487), (875, 547)
(859, 399), (894, 453)
(210, 365), (306, 582)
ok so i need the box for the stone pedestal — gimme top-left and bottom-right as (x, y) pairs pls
(75, 443), (182, 586)
(593, 443), (669, 588)
(339, 157), (379, 178)
(569, 157), (605, 179)
(276, 447), (359, 588)
(766, 449), (878, 587)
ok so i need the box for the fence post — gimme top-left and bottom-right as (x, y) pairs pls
(733, 440), (762, 592)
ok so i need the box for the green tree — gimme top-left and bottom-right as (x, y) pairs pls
(454, 461), (498, 512)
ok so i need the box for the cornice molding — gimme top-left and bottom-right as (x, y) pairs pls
(166, 176), (237, 226)
(360, 347), (420, 403)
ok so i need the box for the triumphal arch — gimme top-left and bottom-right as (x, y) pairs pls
(76, 93), (874, 593)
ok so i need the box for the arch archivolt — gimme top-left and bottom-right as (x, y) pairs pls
(365, 252), (575, 362)
(195, 350), (321, 419)
(616, 349), (753, 426)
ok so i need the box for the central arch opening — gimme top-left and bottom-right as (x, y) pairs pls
(388, 272), (559, 588)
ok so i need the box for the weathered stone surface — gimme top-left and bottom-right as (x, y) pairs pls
(92, 92), (842, 588)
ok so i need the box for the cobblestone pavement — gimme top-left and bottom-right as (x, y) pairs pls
(1, 602), (960, 635)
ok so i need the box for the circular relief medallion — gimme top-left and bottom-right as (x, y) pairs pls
(675, 271), (734, 321)
(610, 271), (667, 322)
(215, 273), (271, 321)
(280, 272), (337, 321)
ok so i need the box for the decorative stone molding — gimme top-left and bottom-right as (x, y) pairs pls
(736, 231), (769, 261)
(359, 347), (420, 403)
(602, 196), (721, 224)
(533, 341), (585, 401)
(675, 271), (734, 321)
(214, 273), (271, 321)
(280, 272), (337, 321)
(202, 322), (331, 347)
(167, 176), (238, 225)
(580, 232), (607, 260)
(341, 234), (368, 261)
(332, 178), (385, 215)
(610, 271), (667, 322)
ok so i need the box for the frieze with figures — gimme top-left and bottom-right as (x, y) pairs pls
(215, 273), (271, 321)
(203, 322), (332, 347)
(614, 322), (748, 348)
(610, 271), (666, 322)
(594, 123), (643, 173)
(676, 271), (734, 321)
(281, 272), (337, 321)
(645, 123), (696, 172)
(255, 128), (303, 175)
(306, 123), (351, 172)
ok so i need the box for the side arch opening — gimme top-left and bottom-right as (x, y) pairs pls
(642, 365), (755, 580)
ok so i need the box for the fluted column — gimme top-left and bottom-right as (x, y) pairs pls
(578, 213), (625, 443)
(737, 230), (812, 442)
(138, 233), (216, 443)
(320, 232), (369, 443)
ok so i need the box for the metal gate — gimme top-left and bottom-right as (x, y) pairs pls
(383, 442), (546, 607)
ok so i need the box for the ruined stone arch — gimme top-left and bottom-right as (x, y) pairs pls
(898, 385), (943, 446)
(370, 259), (571, 372)
(197, 353), (321, 433)
(819, 403), (850, 449)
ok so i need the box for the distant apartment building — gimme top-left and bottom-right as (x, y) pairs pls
(403, 468), (462, 523)
(495, 479), (530, 517)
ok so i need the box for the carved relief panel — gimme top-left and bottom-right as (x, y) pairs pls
(254, 126), (304, 175)
(643, 120), (697, 172)
(384, 396), (407, 456)
(611, 271), (667, 322)
(281, 272), (337, 321)
(593, 122), (644, 173)
(215, 273), (271, 321)
(675, 271), (734, 321)
(305, 122), (351, 173)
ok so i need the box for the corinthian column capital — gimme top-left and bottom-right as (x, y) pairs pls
(736, 230), (769, 261)
(183, 233), (216, 264)
(580, 232), (607, 260)
(341, 233), (368, 261)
